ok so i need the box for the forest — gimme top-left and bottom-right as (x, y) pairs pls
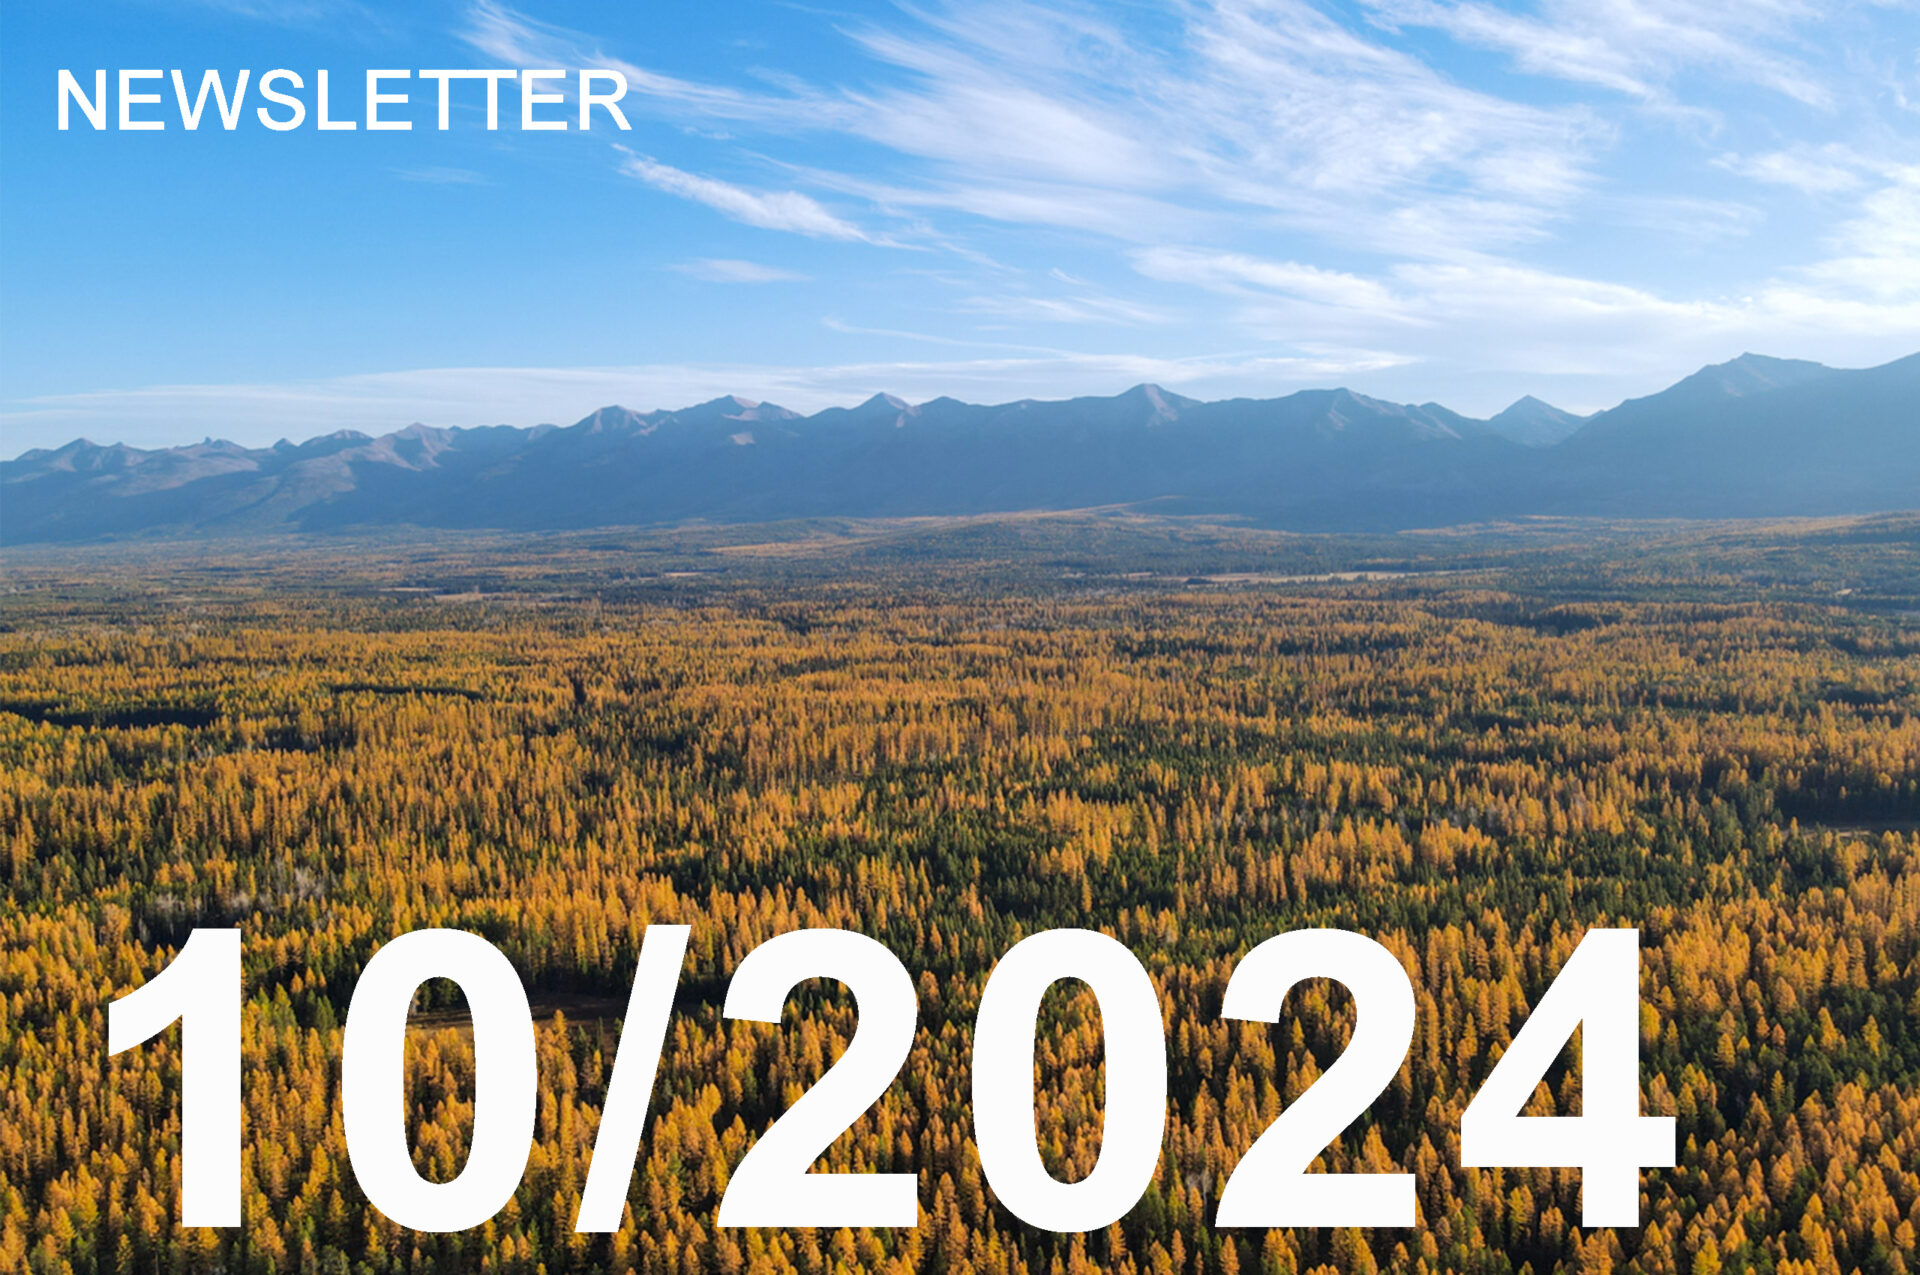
(1, 514), (1917, 1275)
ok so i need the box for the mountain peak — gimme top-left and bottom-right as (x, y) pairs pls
(1684, 353), (1835, 397)
(696, 394), (760, 412)
(1484, 395), (1586, 447)
(1116, 382), (1194, 423)
(574, 406), (645, 434)
(804, 392), (917, 429)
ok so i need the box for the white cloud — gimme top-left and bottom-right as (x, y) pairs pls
(393, 166), (489, 185)
(1360, 0), (1836, 108)
(618, 156), (873, 241)
(461, 0), (1598, 255)
(1180, 0), (1597, 216)
(1787, 163), (1920, 302)
(438, 0), (1920, 322)
(183, 0), (387, 27)
(792, 169), (1193, 242)
(460, 1), (794, 123)
(1130, 232), (1920, 384)
(830, 0), (1601, 253)
(832, 22), (1173, 193)
(1133, 247), (1404, 311)
(959, 292), (1173, 326)
(1597, 193), (1761, 243)
(1715, 144), (1870, 193)
(672, 259), (811, 283)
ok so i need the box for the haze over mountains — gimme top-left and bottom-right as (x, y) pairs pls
(5, 353), (1916, 542)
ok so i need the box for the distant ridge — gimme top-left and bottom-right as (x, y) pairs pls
(5, 353), (1916, 542)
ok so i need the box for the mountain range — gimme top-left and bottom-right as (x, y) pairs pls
(4, 352), (1916, 542)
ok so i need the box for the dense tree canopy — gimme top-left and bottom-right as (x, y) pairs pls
(1, 551), (1915, 1275)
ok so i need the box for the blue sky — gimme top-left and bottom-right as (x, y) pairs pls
(3, 0), (1918, 454)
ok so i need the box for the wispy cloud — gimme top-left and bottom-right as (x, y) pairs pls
(819, 317), (1070, 353)
(181, 0), (389, 29)
(459, 1), (794, 122)
(1715, 143), (1871, 194)
(959, 292), (1173, 326)
(1786, 163), (1920, 304)
(460, 0), (1599, 254)
(834, 0), (1604, 253)
(393, 166), (489, 185)
(1178, 0), (1598, 217)
(1597, 193), (1761, 244)
(672, 259), (811, 283)
(1359, 0), (1836, 108)
(618, 155), (873, 241)
(1133, 248), (1405, 312)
